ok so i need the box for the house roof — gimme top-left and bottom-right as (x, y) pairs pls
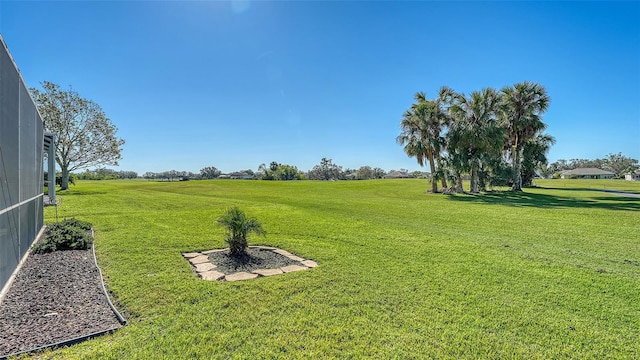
(228, 172), (252, 178)
(384, 171), (413, 179)
(562, 168), (614, 175)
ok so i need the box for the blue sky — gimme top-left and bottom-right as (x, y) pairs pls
(1, 1), (638, 174)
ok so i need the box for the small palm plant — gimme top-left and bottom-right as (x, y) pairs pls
(216, 207), (266, 257)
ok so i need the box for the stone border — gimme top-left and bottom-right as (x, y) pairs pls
(182, 246), (318, 282)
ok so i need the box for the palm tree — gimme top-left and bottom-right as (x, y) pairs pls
(433, 87), (455, 190)
(500, 81), (550, 191)
(447, 88), (504, 193)
(397, 106), (437, 192)
(520, 133), (556, 186)
(217, 207), (266, 257)
(397, 91), (448, 193)
(442, 131), (468, 193)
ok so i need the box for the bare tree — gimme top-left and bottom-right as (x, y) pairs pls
(31, 81), (125, 189)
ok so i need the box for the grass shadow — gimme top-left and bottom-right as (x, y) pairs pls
(59, 189), (108, 196)
(541, 186), (640, 195)
(446, 189), (640, 211)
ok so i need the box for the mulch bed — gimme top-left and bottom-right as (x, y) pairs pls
(207, 248), (301, 274)
(0, 249), (123, 357)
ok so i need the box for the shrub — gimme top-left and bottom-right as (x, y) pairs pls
(33, 218), (93, 254)
(216, 207), (266, 257)
(60, 217), (92, 231)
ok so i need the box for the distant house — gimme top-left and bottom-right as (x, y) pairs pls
(229, 172), (253, 180)
(384, 171), (414, 179)
(624, 170), (640, 181)
(560, 168), (615, 179)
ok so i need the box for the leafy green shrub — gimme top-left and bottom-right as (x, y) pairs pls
(33, 218), (93, 254)
(61, 217), (92, 231)
(216, 207), (265, 257)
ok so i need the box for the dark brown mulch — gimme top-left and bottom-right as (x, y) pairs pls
(0, 249), (123, 357)
(208, 248), (300, 274)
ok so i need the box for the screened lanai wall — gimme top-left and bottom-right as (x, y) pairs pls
(0, 35), (47, 294)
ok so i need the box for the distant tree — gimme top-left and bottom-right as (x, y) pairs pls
(182, 171), (196, 180)
(356, 166), (374, 180)
(500, 81), (550, 191)
(257, 163), (268, 179)
(261, 162), (304, 180)
(601, 152), (639, 176)
(548, 160), (570, 176)
(200, 166), (222, 179)
(344, 168), (357, 180)
(276, 165), (303, 180)
(307, 158), (345, 180)
(372, 167), (386, 179)
(157, 170), (180, 181)
(568, 158), (604, 169)
(118, 170), (138, 179)
(96, 168), (118, 179)
(30, 81), (125, 190)
(143, 172), (156, 180)
(76, 167), (129, 180)
(539, 164), (554, 179)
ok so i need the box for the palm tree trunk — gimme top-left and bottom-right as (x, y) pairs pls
(479, 166), (487, 192)
(428, 155), (438, 193)
(441, 177), (448, 189)
(455, 171), (464, 193)
(438, 158), (448, 189)
(470, 164), (479, 194)
(512, 147), (523, 191)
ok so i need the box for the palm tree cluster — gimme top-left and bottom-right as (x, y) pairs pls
(397, 81), (554, 193)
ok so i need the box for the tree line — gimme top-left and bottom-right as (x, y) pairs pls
(397, 81), (553, 193)
(545, 153), (639, 178)
(140, 158), (392, 181)
(76, 151), (638, 184)
(76, 168), (138, 180)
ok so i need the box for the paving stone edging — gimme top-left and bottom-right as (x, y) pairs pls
(182, 246), (318, 282)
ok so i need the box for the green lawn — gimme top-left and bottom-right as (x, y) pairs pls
(37, 179), (639, 359)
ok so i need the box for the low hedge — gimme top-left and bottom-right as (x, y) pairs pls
(33, 218), (93, 254)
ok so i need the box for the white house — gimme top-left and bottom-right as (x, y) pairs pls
(384, 170), (414, 179)
(560, 168), (615, 179)
(624, 170), (640, 181)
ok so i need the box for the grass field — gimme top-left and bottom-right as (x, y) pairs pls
(37, 179), (639, 359)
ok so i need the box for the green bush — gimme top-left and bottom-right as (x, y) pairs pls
(60, 217), (92, 231)
(216, 207), (265, 257)
(33, 218), (93, 254)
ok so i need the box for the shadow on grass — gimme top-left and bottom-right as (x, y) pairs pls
(59, 189), (108, 196)
(541, 187), (640, 195)
(446, 189), (640, 211)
